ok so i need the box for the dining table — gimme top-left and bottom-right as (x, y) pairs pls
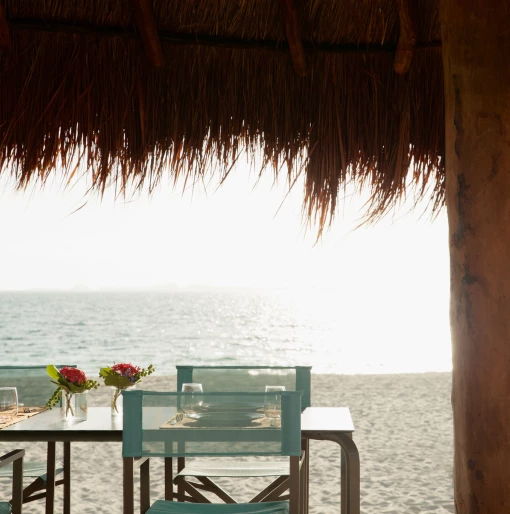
(0, 406), (360, 514)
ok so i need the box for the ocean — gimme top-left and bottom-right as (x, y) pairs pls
(0, 289), (452, 376)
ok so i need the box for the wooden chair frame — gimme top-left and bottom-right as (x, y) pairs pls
(0, 449), (25, 514)
(124, 453), (305, 514)
(0, 365), (75, 512)
(122, 390), (304, 514)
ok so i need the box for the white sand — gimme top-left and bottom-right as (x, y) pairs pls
(0, 373), (454, 513)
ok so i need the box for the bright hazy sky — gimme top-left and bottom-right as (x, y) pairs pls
(1, 164), (449, 293)
(1, 162), (452, 371)
(0, 156), (449, 295)
(1, 165), (449, 292)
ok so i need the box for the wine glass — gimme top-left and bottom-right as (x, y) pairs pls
(264, 385), (286, 426)
(0, 387), (18, 423)
(181, 383), (204, 419)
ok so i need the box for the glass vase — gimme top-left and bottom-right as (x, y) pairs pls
(61, 390), (88, 422)
(111, 385), (136, 417)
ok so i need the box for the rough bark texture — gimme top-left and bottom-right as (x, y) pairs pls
(441, 1), (510, 512)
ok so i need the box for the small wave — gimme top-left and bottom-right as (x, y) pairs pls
(0, 336), (23, 341)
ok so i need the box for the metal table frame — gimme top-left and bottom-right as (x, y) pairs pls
(0, 406), (360, 514)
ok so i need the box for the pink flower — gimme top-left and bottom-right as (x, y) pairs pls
(59, 367), (87, 386)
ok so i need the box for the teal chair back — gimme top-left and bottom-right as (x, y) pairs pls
(176, 366), (311, 410)
(0, 365), (76, 406)
(122, 390), (302, 458)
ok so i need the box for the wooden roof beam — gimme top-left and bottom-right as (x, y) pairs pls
(0, 2), (11, 51)
(132, 0), (164, 67)
(278, 0), (307, 77)
(394, 0), (417, 74)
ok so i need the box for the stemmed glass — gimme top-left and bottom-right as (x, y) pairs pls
(0, 387), (18, 423)
(264, 385), (286, 426)
(181, 383), (204, 419)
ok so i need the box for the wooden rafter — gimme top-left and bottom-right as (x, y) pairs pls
(0, 2), (11, 51)
(278, 0), (307, 77)
(7, 19), (441, 54)
(394, 0), (417, 74)
(131, 0), (164, 67)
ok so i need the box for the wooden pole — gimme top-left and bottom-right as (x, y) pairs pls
(131, 0), (164, 67)
(278, 0), (307, 77)
(441, 0), (510, 511)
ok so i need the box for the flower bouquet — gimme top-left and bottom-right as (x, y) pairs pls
(99, 363), (155, 416)
(46, 365), (99, 420)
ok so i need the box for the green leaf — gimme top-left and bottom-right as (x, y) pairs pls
(99, 367), (113, 379)
(103, 375), (133, 388)
(47, 365), (61, 381)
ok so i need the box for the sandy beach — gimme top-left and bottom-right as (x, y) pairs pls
(0, 373), (454, 514)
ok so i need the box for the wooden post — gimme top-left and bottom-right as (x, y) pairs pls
(441, 0), (510, 511)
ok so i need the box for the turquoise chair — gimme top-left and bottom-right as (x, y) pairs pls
(122, 390), (304, 514)
(174, 366), (311, 503)
(0, 449), (24, 514)
(0, 365), (75, 509)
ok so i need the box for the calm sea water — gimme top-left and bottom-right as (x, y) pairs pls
(0, 289), (452, 376)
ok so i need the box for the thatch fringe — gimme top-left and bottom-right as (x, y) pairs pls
(0, 0), (444, 228)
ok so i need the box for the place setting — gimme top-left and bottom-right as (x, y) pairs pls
(160, 383), (286, 429)
(0, 387), (45, 429)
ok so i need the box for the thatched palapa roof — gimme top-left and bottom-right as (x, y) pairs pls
(0, 0), (444, 226)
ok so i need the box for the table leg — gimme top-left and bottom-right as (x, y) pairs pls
(45, 442), (56, 514)
(63, 442), (71, 514)
(303, 432), (360, 514)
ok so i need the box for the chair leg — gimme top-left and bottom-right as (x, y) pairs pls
(22, 477), (46, 502)
(123, 458), (135, 514)
(249, 476), (289, 503)
(140, 458), (150, 514)
(177, 457), (185, 502)
(11, 453), (23, 514)
(177, 478), (212, 503)
(63, 441), (71, 514)
(165, 458), (173, 500)
(45, 442), (56, 514)
(195, 477), (237, 503)
(301, 439), (309, 514)
(288, 456), (300, 514)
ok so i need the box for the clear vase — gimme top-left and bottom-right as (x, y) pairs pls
(61, 390), (88, 422)
(111, 385), (136, 417)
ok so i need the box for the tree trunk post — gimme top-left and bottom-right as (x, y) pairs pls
(441, 0), (510, 512)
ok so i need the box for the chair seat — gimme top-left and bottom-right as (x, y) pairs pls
(0, 501), (11, 514)
(147, 500), (289, 514)
(0, 461), (64, 482)
(176, 460), (290, 479)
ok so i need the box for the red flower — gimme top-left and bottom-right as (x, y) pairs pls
(59, 367), (87, 386)
(111, 363), (141, 381)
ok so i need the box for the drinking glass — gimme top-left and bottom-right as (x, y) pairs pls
(264, 385), (286, 426)
(181, 383), (204, 418)
(0, 387), (18, 423)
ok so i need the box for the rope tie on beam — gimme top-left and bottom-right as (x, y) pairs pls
(394, 0), (417, 74)
(0, 2), (11, 51)
(278, 0), (307, 77)
(132, 0), (164, 67)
